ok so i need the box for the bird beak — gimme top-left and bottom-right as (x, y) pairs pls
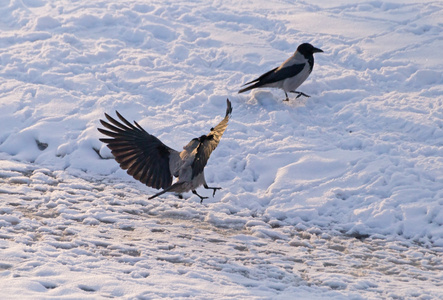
(313, 47), (323, 53)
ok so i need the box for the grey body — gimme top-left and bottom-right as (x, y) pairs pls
(98, 99), (232, 202)
(239, 43), (323, 100)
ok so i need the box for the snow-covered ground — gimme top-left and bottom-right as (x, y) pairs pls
(1, 0), (442, 298)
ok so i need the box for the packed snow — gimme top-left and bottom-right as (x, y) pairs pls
(1, 0), (443, 299)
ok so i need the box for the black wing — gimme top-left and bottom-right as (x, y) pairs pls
(98, 111), (177, 190)
(264, 63), (305, 83)
(191, 99), (232, 178)
(238, 63), (305, 93)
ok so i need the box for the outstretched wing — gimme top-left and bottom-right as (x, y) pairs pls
(98, 111), (178, 190)
(191, 99), (232, 178)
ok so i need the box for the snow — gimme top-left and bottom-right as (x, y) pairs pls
(1, 0), (443, 299)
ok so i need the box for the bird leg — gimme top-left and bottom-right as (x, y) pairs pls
(204, 184), (222, 197)
(283, 91), (290, 101)
(290, 91), (311, 98)
(192, 190), (208, 203)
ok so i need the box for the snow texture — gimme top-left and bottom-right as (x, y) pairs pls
(0, 0), (442, 299)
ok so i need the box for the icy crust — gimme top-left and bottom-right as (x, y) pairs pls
(1, 0), (443, 298)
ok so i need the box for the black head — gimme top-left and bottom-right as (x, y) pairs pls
(297, 43), (323, 57)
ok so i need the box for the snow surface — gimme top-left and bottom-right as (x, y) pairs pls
(1, 0), (443, 299)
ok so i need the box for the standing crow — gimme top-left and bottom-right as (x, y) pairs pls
(239, 43), (323, 101)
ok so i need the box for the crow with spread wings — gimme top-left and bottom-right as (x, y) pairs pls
(98, 99), (232, 202)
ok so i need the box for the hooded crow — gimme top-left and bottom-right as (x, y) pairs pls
(239, 43), (323, 101)
(98, 99), (232, 202)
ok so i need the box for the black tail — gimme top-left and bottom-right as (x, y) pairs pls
(148, 182), (185, 199)
(238, 84), (256, 94)
(238, 67), (277, 94)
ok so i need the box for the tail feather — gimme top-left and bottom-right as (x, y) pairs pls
(238, 83), (257, 94)
(148, 182), (185, 199)
(239, 67), (278, 94)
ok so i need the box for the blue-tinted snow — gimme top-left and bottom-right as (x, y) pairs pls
(0, 0), (442, 299)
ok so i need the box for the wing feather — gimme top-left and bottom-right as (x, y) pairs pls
(98, 111), (178, 190)
(238, 63), (305, 93)
(191, 99), (232, 178)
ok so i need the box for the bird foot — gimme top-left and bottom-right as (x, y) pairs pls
(283, 92), (290, 102)
(192, 190), (208, 203)
(204, 185), (222, 197)
(290, 91), (311, 98)
(211, 187), (221, 197)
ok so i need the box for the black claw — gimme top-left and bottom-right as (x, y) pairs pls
(290, 91), (311, 98)
(212, 187), (221, 197)
(192, 190), (208, 203)
(284, 91), (289, 101)
(204, 184), (221, 197)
